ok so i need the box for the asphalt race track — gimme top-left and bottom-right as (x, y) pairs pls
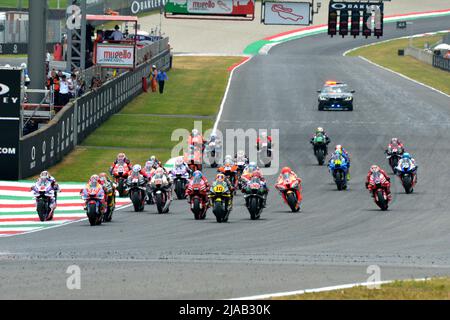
(1, 17), (450, 299)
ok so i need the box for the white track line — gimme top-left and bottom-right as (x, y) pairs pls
(358, 56), (450, 99)
(231, 278), (429, 300)
(0, 203), (133, 238)
(343, 30), (450, 56)
(212, 57), (253, 134)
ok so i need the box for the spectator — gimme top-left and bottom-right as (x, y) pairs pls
(110, 25), (124, 41)
(52, 71), (60, 106)
(68, 73), (78, 99)
(59, 75), (70, 106)
(156, 69), (168, 94)
(150, 65), (158, 92)
(90, 74), (102, 91)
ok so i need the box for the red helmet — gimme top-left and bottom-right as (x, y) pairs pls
(252, 171), (262, 179)
(281, 167), (291, 175)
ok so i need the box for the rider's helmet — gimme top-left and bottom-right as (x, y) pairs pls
(391, 137), (399, 145)
(40, 171), (49, 180)
(132, 164), (141, 173)
(224, 154), (233, 162)
(335, 145), (343, 152)
(402, 153), (411, 160)
(260, 131), (268, 139)
(117, 153), (126, 162)
(209, 133), (216, 142)
(224, 158), (233, 167)
(89, 174), (99, 186)
(216, 173), (225, 182)
(281, 167), (292, 175)
(193, 170), (203, 179)
(175, 157), (183, 167)
(98, 172), (108, 184)
(316, 127), (324, 134)
(155, 167), (164, 176)
(149, 155), (157, 162)
(370, 165), (380, 173)
(144, 161), (153, 171)
(248, 161), (257, 172)
(191, 129), (199, 137)
(237, 150), (245, 158)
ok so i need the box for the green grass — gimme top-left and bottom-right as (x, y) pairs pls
(45, 56), (240, 182)
(347, 35), (450, 95)
(42, 147), (172, 182)
(274, 278), (450, 300)
(1, 0), (61, 9)
(82, 115), (213, 149)
(121, 57), (241, 116)
(0, 54), (27, 58)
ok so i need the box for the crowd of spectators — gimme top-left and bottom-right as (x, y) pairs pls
(46, 68), (85, 107)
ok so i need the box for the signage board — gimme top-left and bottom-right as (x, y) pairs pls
(95, 44), (135, 69)
(263, 1), (311, 25)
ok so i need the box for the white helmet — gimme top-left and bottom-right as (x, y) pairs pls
(175, 157), (183, 167)
(21, 63), (27, 69)
(192, 129), (199, 137)
(132, 164), (141, 173)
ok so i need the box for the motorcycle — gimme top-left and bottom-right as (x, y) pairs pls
(102, 182), (116, 222)
(312, 134), (328, 165)
(127, 173), (147, 212)
(209, 183), (232, 223)
(243, 177), (266, 220)
(150, 174), (171, 214)
(112, 162), (130, 197)
(206, 140), (221, 168)
(170, 166), (190, 200)
(386, 145), (404, 173)
(276, 175), (302, 212)
(258, 140), (272, 168)
(235, 155), (248, 189)
(186, 178), (209, 220)
(396, 161), (417, 194)
(31, 179), (56, 222)
(81, 184), (105, 226)
(142, 168), (155, 204)
(368, 172), (390, 211)
(218, 165), (239, 194)
(184, 147), (203, 172)
(328, 156), (349, 191)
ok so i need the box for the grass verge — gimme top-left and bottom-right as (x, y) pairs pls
(347, 35), (450, 95)
(273, 278), (450, 300)
(45, 56), (241, 181)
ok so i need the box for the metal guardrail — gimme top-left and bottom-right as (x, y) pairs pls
(136, 37), (169, 66)
(433, 55), (450, 72)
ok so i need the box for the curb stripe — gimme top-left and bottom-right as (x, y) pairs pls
(0, 186), (82, 193)
(227, 57), (250, 71)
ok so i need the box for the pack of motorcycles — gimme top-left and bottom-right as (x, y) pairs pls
(32, 137), (417, 225)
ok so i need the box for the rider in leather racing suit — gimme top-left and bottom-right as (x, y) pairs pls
(365, 165), (391, 199)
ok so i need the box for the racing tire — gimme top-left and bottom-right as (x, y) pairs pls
(37, 199), (48, 222)
(88, 203), (98, 226)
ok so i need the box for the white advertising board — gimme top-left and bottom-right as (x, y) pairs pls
(263, 1), (311, 25)
(96, 44), (135, 68)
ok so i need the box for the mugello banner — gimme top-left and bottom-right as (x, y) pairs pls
(165, 0), (255, 16)
(96, 44), (135, 68)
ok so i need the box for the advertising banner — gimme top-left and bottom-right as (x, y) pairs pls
(0, 68), (22, 180)
(263, 1), (311, 25)
(165, 0), (255, 17)
(96, 44), (135, 68)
